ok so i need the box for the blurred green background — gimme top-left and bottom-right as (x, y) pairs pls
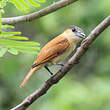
(1, 0), (110, 110)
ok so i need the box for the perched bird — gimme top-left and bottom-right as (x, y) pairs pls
(20, 26), (85, 87)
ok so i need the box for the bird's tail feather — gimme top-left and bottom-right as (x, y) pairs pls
(20, 65), (42, 88)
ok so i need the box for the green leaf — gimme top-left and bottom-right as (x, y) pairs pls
(18, 49), (38, 54)
(0, 31), (21, 37)
(7, 0), (46, 13)
(1, 0), (46, 13)
(1, 9), (5, 13)
(8, 48), (19, 55)
(2, 25), (15, 29)
(0, 39), (40, 47)
(0, 0), (8, 8)
(17, 0), (29, 13)
(9, 0), (26, 11)
(18, 0), (29, 8)
(27, 0), (40, 7)
(0, 48), (8, 57)
(2, 36), (29, 40)
(37, 0), (46, 3)
(7, 45), (40, 51)
(0, 10), (41, 56)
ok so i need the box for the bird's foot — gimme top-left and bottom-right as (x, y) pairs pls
(44, 66), (53, 75)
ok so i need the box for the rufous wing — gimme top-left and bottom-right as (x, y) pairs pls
(32, 35), (70, 68)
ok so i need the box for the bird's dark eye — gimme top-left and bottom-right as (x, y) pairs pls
(72, 28), (76, 32)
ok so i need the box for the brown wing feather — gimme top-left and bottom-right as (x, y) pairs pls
(32, 35), (70, 68)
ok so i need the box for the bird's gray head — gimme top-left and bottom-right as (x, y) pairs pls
(69, 26), (85, 39)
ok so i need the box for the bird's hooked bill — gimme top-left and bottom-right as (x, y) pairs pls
(76, 32), (86, 38)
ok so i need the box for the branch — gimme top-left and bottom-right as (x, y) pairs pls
(11, 15), (110, 110)
(2, 0), (77, 24)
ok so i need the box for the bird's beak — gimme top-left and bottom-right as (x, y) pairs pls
(76, 32), (86, 38)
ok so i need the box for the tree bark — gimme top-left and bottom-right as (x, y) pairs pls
(2, 0), (78, 24)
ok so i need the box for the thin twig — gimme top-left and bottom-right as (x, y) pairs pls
(11, 15), (110, 110)
(2, 0), (78, 24)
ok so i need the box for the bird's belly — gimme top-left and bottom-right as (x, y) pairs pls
(50, 45), (75, 64)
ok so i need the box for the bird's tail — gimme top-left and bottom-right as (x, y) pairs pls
(20, 65), (42, 88)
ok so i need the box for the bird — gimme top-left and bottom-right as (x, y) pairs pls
(20, 26), (85, 87)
